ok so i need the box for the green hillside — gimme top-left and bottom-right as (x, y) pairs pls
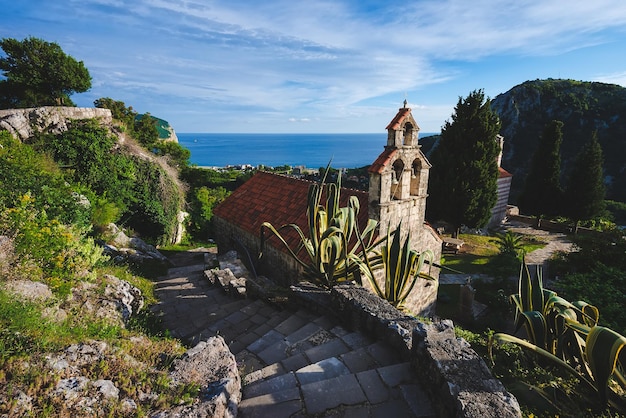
(490, 79), (626, 202)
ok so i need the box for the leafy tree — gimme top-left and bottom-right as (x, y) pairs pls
(153, 141), (191, 168)
(427, 89), (501, 234)
(517, 120), (565, 217)
(134, 113), (159, 148)
(94, 97), (137, 128)
(0, 37), (91, 107)
(186, 186), (230, 239)
(564, 132), (606, 222)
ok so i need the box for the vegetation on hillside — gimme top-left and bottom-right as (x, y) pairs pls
(518, 120), (564, 217)
(492, 79), (626, 202)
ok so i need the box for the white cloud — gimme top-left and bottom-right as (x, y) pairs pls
(7, 0), (626, 132)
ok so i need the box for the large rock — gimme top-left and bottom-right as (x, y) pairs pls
(160, 336), (241, 418)
(0, 107), (112, 141)
(65, 274), (144, 326)
(105, 223), (168, 263)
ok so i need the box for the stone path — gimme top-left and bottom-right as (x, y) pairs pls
(151, 248), (436, 417)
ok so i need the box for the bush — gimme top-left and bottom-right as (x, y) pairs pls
(0, 131), (92, 227)
(0, 194), (107, 293)
(32, 120), (183, 244)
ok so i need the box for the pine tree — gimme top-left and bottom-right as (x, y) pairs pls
(518, 120), (564, 217)
(426, 89), (501, 234)
(564, 132), (605, 222)
(0, 37), (91, 107)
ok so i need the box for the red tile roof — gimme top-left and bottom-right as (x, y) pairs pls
(368, 148), (397, 174)
(385, 107), (411, 130)
(498, 167), (513, 178)
(213, 171), (371, 255)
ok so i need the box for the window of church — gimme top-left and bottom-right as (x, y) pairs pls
(403, 123), (413, 146)
(392, 159), (404, 200)
(410, 159), (421, 196)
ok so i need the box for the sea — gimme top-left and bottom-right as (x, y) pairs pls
(178, 133), (437, 169)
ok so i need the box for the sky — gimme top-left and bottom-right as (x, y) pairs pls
(2, 1), (626, 134)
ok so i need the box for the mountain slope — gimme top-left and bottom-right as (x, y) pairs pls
(491, 79), (626, 202)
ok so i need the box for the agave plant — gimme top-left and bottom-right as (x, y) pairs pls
(259, 169), (382, 289)
(490, 261), (626, 411)
(361, 222), (436, 309)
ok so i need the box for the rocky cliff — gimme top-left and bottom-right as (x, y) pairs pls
(491, 79), (626, 201)
(0, 106), (113, 142)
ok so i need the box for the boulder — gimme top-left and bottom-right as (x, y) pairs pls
(162, 336), (241, 418)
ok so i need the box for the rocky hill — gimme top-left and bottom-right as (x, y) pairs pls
(491, 79), (626, 202)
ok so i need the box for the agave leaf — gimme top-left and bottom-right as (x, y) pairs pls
(519, 310), (549, 350)
(491, 332), (596, 392)
(585, 326), (626, 403)
(572, 301), (600, 327)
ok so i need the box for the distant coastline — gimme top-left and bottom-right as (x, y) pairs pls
(178, 132), (437, 169)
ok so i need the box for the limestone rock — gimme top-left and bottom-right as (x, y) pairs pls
(3, 279), (54, 302)
(0, 107), (112, 142)
(93, 379), (120, 400)
(413, 320), (522, 418)
(105, 223), (168, 263)
(163, 336), (241, 418)
(65, 275), (143, 326)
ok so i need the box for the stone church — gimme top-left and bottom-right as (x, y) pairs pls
(213, 102), (442, 316)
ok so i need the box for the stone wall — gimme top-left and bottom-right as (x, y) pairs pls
(213, 216), (302, 286)
(0, 106), (113, 141)
(300, 284), (522, 418)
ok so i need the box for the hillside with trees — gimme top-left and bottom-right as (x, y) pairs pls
(491, 79), (626, 203)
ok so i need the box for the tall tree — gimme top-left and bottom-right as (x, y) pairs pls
(564, 132), (605, 222)
(0, 37), (91, 108)
(426, 89), (501, 234)
(517, 120), (564, 217)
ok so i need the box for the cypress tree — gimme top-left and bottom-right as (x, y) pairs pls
(427, 89), (501, 234)
(518, 120), (564, 217)
(564, 132), (605, 222)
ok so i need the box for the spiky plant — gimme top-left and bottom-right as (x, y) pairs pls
(361, 223), (435, 309)
(490, 261), (626, 412)
(260, 169), (382, 289)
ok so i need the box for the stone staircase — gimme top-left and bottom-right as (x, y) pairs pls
(152, 249), (436, 417)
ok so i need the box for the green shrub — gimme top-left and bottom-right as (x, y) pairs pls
(0, 131), (92, 227)
(186, 186), (229, 240)
(0, 194), (106, 292)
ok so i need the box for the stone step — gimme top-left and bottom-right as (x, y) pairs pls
(165, 263), (207, 278)
(239, 361), (436, 417)
(242, 328), (378, 386)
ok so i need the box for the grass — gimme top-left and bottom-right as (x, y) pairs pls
(0, 252), (200, 416)
(441, 232), (548, 276)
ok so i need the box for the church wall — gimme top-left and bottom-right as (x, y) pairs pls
(488, 175), (512, 228)
(213, 216), (302, 286)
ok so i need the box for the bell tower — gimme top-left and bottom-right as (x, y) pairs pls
(368, 100), (431, 241)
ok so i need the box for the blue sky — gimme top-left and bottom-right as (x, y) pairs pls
(2, 0), (626, 133)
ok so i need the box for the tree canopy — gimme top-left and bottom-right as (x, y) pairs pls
(517, 120), (564, 217)
(0, 36), (91, 108)
(564, 132), (606, 222)
(427, 89), (501, 232)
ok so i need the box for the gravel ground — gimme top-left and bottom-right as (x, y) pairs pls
(502, 220), (575, 265)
